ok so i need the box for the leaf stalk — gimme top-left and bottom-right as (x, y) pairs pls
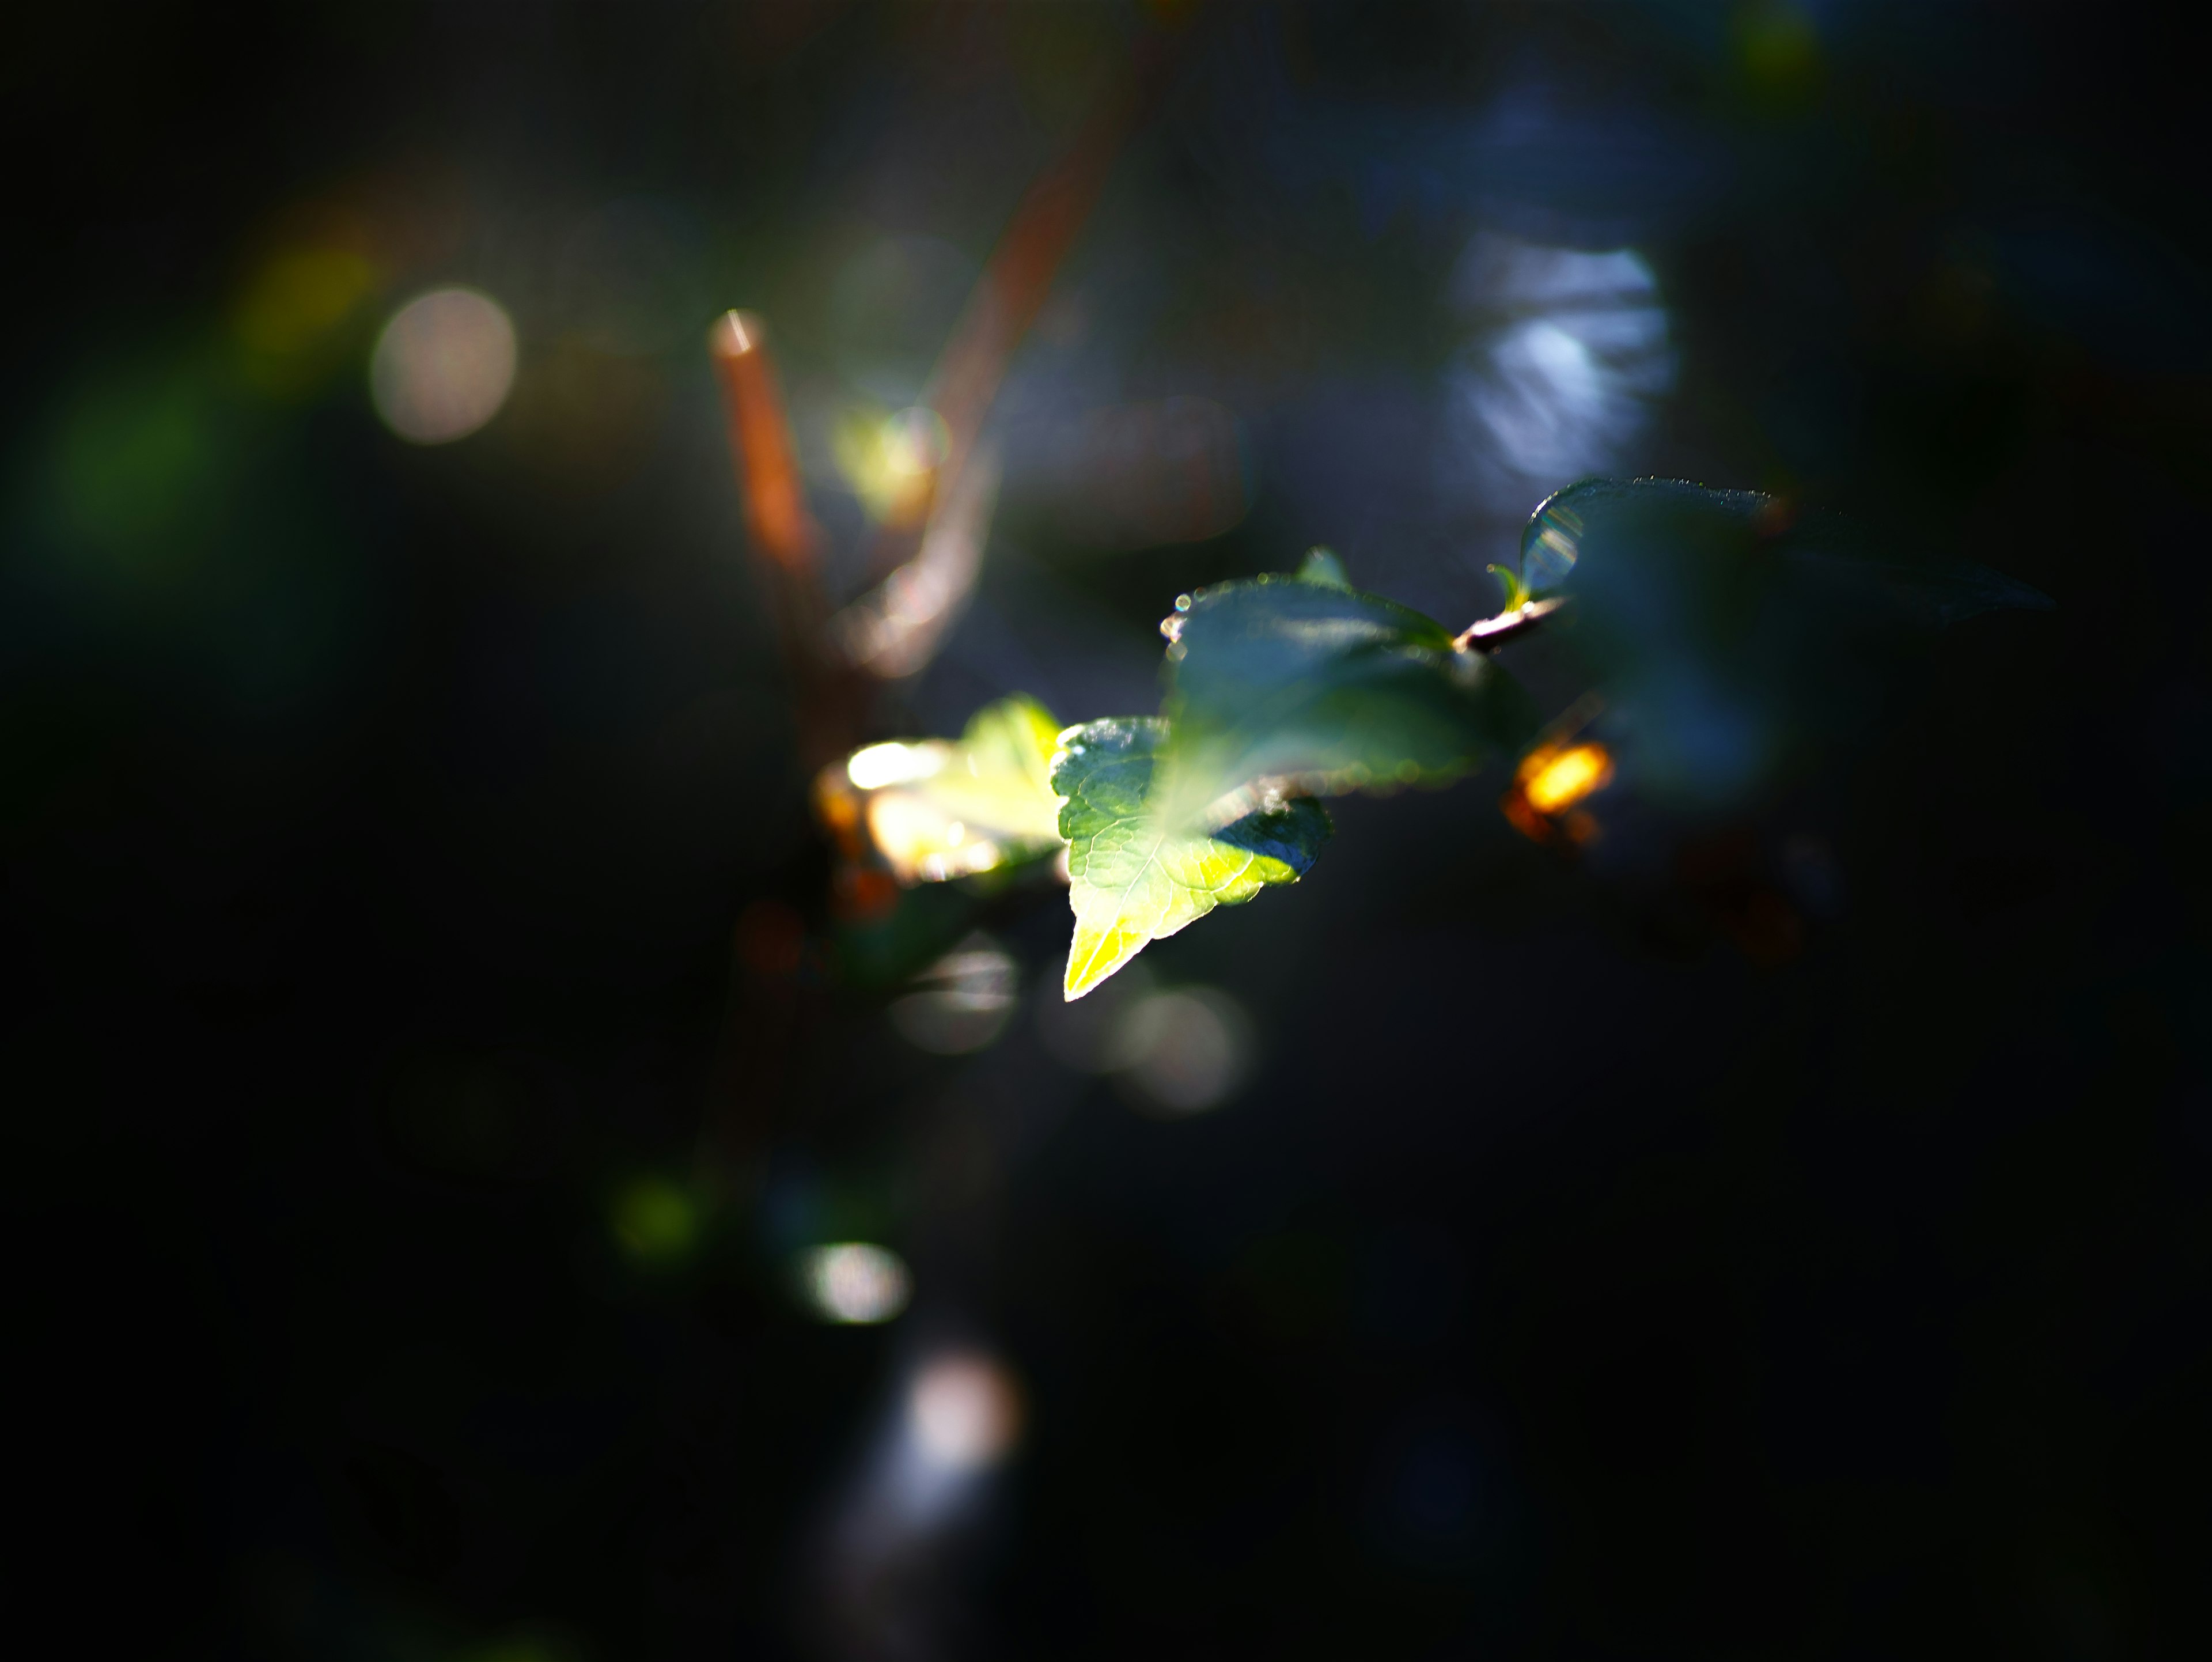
(1453, 595), (1569, 653)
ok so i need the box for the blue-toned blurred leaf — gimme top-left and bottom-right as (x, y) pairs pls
(1514, 478), (2052, 807)
(1787, 546), (2056, 627)
(1156, 574), (1536, 830)
(1052, 718), (1330, 1000)
(1522, 476), (2052, 624)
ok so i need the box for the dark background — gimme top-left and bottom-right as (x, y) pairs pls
(7, 3), (2212, 1657)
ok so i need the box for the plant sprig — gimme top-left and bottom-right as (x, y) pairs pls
(823, 478), (2051, 1000)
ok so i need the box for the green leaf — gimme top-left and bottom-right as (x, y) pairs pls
(918, 694), (1066, 845)
(1052, 717), (1330, 1000)
(837, 694), (1066, 883)
(1154, 574), (1535, 830)
(1486, 562), (1529, 610)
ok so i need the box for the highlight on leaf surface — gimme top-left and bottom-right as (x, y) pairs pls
(1152, 570), (1536, 833)
(1051, 717), (1330, 1000)
(818, 695), (1066, 884)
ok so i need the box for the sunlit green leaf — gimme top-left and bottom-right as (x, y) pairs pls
(837, 694), (1066, 883)
(1052, 717), (1330, 1000)
(1154, 573), (1535, 830)
(915, 693), (1066, 845)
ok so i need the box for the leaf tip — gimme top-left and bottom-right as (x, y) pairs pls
(1485, 562), (1529, 611)
(1063, 953), (1108, 1001)
(1064, 919), (1142, 1001)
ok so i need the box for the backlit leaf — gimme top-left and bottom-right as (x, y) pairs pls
(834, 694), (1066, 883)
(1052, 717), (1330, 1000)
(912, 694), (1066, 845)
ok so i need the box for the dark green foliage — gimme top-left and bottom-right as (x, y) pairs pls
(1158, 565), (1537, 832)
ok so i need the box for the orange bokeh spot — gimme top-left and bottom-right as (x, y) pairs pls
(1520, 742), (1614, 815)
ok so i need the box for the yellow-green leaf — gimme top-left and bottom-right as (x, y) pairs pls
(1052, 717), (1330, 1000)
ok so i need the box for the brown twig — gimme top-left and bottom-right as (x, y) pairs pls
(708, 312), (831, 676)
(707, 311), (873, 771)
(708, 311), (819, 578)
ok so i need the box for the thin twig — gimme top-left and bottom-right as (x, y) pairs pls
(708, 310), (820, 580)
(708, 312), (831, 672)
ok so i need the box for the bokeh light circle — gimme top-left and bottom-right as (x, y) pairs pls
(1111, 987), (1252, 1114)
(798, 1242), (913, 1324)
(907, 1352), (1022, 1472)
(369, 287), (518, 444)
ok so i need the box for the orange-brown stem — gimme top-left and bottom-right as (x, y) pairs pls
(709, 309), (819, 577)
